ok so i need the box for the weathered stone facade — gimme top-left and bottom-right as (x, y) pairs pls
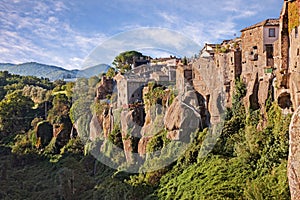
(274, 0), (300, 112)
(176, 64), (192, 94)
(115, 73), (147, 108)
(288, 0), (300, 110)
(281, 1), (300, 199)
(192, 39), (241, 123)
(241, 18), (279, 111)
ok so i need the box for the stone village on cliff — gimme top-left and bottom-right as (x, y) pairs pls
(88, 0), (300, 198)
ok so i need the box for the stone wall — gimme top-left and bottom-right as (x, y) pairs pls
(275, 0), (300, 111)
(96, 76), (114, 100)
(192, 57), (225, 124)
(241, 21), (279, 111)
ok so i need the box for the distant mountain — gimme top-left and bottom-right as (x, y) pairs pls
(0, 62), (110, 81)
(75, 64), (111, 78)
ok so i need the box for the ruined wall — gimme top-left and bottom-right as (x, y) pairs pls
(116, 75), (147, 108)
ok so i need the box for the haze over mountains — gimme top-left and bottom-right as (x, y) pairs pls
(0, 62), (110, 81)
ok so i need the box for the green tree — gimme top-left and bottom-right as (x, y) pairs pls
(113, 50), (146, 72)
(47, 93), (70, 124)
(106, 67), (116, 78)
(0, 91), (34, 136)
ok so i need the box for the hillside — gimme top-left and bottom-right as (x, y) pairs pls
(0, 62), (110, 81)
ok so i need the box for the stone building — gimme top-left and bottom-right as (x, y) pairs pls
(115, 58), (177, 108)
(275, 0), (300, 112)
(114, 73), (147, 108)
(240, 18), (280, 110)
(96, 76), (115, 100)
(176, 64), (193, 94)
(131, 58), (176, 81)
(282, 1), (300, 199)
(192, 38), (242, 109)
(200, 43), (218, 58)
(215, 39), (242, 106)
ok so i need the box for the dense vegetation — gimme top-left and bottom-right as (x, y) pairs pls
(0, 72), (292, 199)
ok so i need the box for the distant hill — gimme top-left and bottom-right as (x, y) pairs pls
(75, 64), (111, 78)
(0, 62), (110, 81)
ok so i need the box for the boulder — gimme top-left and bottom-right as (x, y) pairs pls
(288, 106), (300, 200)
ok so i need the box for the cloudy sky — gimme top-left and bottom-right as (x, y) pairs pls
(0, 0), (283, 69)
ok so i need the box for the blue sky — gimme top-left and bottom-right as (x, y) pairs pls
(0, 0), (283, 69)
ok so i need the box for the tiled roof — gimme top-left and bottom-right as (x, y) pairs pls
(241, 18), (280, 32)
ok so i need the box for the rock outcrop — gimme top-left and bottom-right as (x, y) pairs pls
(89, 115), (103, 141)
(120, 106), (145, 163)
(89, 106), (113, 141)
(164, 90), (200, 141)
(36, 121), (53, 148)
(288, 106), (300, 200)
(53, 117), (72, 150)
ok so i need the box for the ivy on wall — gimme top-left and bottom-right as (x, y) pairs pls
(288, 1), (300, 34)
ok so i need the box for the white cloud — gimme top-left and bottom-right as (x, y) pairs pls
(159, 12), (179, 24)
(0, 0), (283, 70)
(0, 0), (107, 69)
(83, 28), (201, 67)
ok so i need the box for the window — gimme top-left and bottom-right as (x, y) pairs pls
(269, 28), (275, 37)
(295, 26), (298, 38)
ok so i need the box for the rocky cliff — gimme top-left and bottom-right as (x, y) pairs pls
(288, 106), (300, 200)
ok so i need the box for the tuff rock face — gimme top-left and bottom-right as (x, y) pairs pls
(54, 117), (72, 150)
(164, 90), (200, 141)
(89, 107), (113, 141)
(288, 106), (300, 200)
(89, 115), (103, 141)
(120, 106), (145, 163)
